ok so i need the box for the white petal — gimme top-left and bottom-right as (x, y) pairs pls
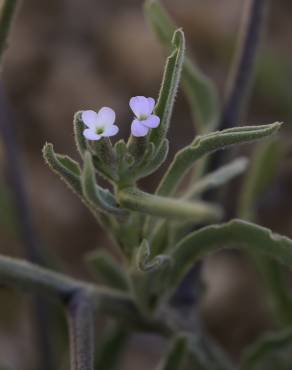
(147, 97), (155, 114)
(131, 119), (149, 137)
(142, 115), (160, 128)
(129, 96), (152, 118)
(103, 125), (119, 137)
(82, 110), (99, 128)
(83, 128), (101, 141)
(96, 107), (116, 128)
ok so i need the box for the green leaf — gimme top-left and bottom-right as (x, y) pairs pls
(95, 323), (129, 370)
(155, 335), (188, 370)
(157, 122), (282, 197)
(145, 0), (219, 131)
(42, 142), (82, 195)
(241, 328), (292, 370)
(135, 239), (171, 272)
(168, 219), (292, 294)
(150, 28), (185, 148)
(73, 111), (88, 158)
(184, 157), (248, 199)
(118, 187), (221, 222)
(85, 250), (129, 292)
(130, 238), (172, 312)
(81, 151), (126, 215)
(133, 138), (169, 180)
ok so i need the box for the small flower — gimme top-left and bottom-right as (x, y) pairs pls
(82, 107), (119, 141)
(129, 96), (160, 137)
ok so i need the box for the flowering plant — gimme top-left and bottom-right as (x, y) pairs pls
(1, 1), (292, 370)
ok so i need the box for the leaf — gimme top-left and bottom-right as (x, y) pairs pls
(133, 138), (169, 180)
(81, 151), (127, 215)
(118, 187), (221, 222)
(157, 122), (282, 197)
(73, 111), (88, 158)
(130, 239), (172, 312)
(135, 239), (171, 272)
(167, 219), (292, 294)
(42, 142), (82, 195)
(184, 157), (248, 198)
(85, 250), (129, 292)
(145, 0), (219, 131)
(155, 335), (188, 370)
(241, 328), (292, 370)
(150, 28), (185, 149)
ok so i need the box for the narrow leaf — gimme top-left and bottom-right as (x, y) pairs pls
(42, 142), (82, 195)
(118, 187), (221, 222)
(145, 0), (219, 130)
(157, 122), (282, 197)
(86, 250), (129, 292)
(184, 157), (248, 199)
(135, 239), (171, 272)
(82, 151), (126, 215)
(73, 111), (88, 158)
(150, 28), (185, 148)
(168, 219), (292, 293)
(134, 138), (169, 180)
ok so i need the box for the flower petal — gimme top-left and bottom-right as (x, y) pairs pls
(131, 119), (149, 137)
(147, 97), (155, 114)
(103, 125), (119, 137)
(130, 96), (152, 118)
(96, 107), (116, 128)
(142, 114), (160, 128)
(82, 110), (99, 128)
(83, 128), (101, 141)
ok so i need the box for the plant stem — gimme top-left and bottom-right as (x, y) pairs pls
(68, 292), (95, 370)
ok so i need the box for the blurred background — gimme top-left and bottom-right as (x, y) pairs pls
(1, 0), (292, 369)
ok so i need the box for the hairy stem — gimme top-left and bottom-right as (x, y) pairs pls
(68, 292), (95, 370)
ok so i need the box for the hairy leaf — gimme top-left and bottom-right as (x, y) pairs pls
(157, 122), (282, 197)
(118, 187), (221, 222)
(145, 0), (219, 130)
(150, 28), (185, 148)
(168, 219), (292, 293)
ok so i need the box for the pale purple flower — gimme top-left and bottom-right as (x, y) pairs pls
(129, 96), (160, 137)
(82, 107), (119, 141)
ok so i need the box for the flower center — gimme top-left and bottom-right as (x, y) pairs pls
(96, 127), (104, 135)
(139, 114), (148, 121)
